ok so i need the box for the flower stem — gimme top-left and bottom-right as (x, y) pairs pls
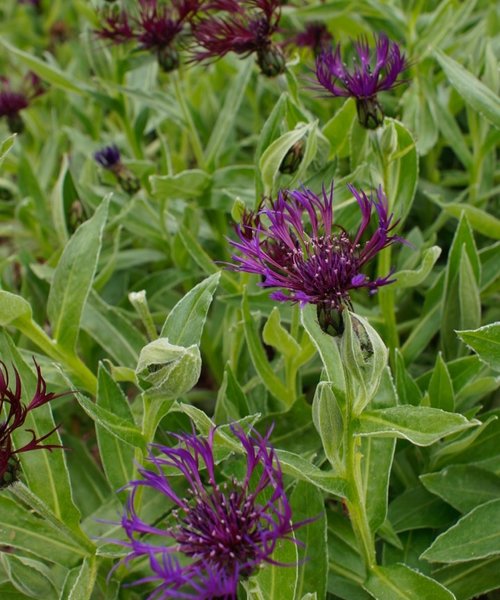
(172, 72), (205, 168)
(343, 420), (376, 573)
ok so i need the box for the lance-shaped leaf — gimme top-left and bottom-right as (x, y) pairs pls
(47, 197), (109, 352)
(355, 406), (478, 446)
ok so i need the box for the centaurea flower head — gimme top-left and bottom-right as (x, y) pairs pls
(116, 425), (300, 598)
(0, 73), (44, 133)
(0, 360), (66, 488)
(314, 34), (408, 129)
(229, 183), (403, 332)
(96, 0), (201, 72)
(292, 22), (332, 57)
(94, 145), (140, 195)
(192, 0), (285, 77)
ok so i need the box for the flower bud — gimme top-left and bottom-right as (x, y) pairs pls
(340, 311), (387, 414)
(256, 45), (286, 77)
(279, 140), (305, 175)
(157, 46), (180, 72)
(356, 96), (384, 130)
(136, 338), (201, 397)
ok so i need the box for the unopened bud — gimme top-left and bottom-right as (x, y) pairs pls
(279, 140), (305, 174)
(356, 96), (384, 130)
(157, 46), (180, 72)
(257, 45), (286, 77)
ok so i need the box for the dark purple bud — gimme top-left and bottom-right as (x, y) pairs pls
(157, 45), (180, 72)
(94, 145), (121, 170)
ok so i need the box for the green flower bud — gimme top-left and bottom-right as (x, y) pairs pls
(136, 338), (202, 397)
(279, 140), (305, 175)
(256, 45), (286, 77)
(355, 96), (384, 130)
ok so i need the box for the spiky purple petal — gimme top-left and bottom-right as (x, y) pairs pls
(229, 183), (403, 312)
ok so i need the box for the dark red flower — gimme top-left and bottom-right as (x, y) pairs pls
(0, 73), (44, 133)
(96, 0), (202, 71)
(191, 0), (286, 76)
(291, 22), (332, 57)
(0, 360), (67, 488)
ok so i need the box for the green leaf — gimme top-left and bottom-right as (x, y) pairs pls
(276, 450), (347, 497)
(251, 535), (298, 600)
(356, 406), (477, 446)
(364, 437), (396, 532)
(322, 98), (356, 159)
(421, 466), (500, 514)
(204, 60), (253, 167)
(389, 484), (459, 534)
(82, 292), (147, 368)
(458, 251), (481, 332)
(96, 364), (135, 494)
(47, 197), (109, 352)
(385, 119), (419, 224)
(0, 495), (85, 567)
(241, 291), (290, 406)
(0, 40), (86, 95)
(395, 350), (422, 406)
(259, 122), (315, 195)
(0, 291), (32, 327)
(67, 556), (97, 600)
(160, 272), (220, 346)
(0, 554), (58, 599)
(441, 203), (500, 239)
(214, 363), (250, 423)
(291, 481), (327, 600)
(421, 499), (500, 563)
(392, 246), (442, 289)
(74, 391), (146, 450)
(312, 383), (343, 467)
(300, 304), (345, 395)
(0, 134), (16, 167)
(435, 49), (500, 129)
(433, 555), (500, 600)
(457, 323), (500, 372)
(428, 354), (454, 412)
(364, 564), (455, 599)
(151, 169), (211, 199)
(263, 307), (301, 357)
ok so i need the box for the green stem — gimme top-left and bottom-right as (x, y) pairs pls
(344, 424), (376, 573)
(17, 319), (97, 395)
(172, 72), (205, 168)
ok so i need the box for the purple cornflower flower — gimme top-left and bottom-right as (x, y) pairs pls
(0, 73), (44, 133)
(116, 425), (299, 599)
(96, 0), (201, 71)
(291, 22), (332, 57)
(94, 145), (140, 195)
(314, 34), (408, 129)
(191, 0), (286, 77)
(229, 183), (402, 329)
(0, 360), (66, 488)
